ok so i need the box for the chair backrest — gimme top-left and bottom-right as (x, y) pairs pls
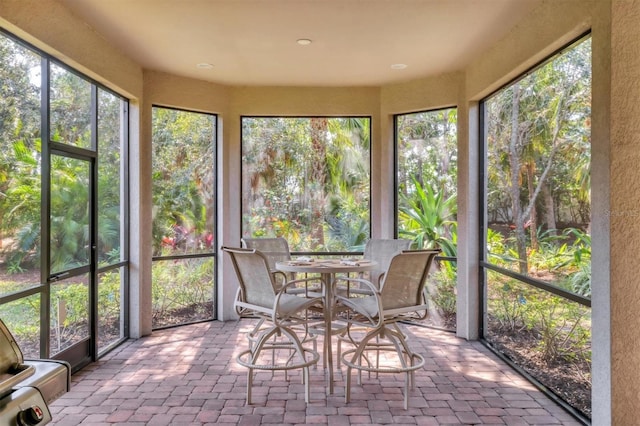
(363, 239), (412, 285)
(241, 237), (291, 271)
(379, 249), (440, 311)
(222, 246), (277, 309)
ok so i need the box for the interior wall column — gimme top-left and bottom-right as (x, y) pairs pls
(129, 100), (153, 338)
(456, 99), (479, 340)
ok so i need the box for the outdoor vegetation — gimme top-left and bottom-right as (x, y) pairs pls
(242, 117), (371, 252)
(151, 107), (216, 328)
(396, 108), (458, 330)
(483, 36), (592, 418)
(0, 32), (127, 357)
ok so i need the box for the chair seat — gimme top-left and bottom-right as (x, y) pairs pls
(342, 295), (379, 318)
(278, 293), (322, 317)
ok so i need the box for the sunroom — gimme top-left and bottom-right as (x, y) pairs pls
(0, 0), (636, 424)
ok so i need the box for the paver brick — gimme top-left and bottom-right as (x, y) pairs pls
(48, 321), (581, 426)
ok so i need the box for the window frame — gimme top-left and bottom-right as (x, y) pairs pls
(150, 105), (219, 328)
(0, 27), (131, 361)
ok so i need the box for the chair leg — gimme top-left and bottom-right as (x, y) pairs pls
(385, 325), (421, 407)
(245, 326), (279, 405)
(303, 365), (310, 403)
(279, 325), (313, 402)
(389, 323), (416, 388)
(345, 364), (352, 403)
(346, 327), (384, 386)
(247, 368), (253, 405)
(238, 320), (319, 406)
(404, 370), (409, 410)
(341, 324), (424, 409)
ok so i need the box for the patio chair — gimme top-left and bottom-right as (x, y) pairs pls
(222, 246), (323, 404)
(241, 237), (291, 269)
(335, 248), (440, 409)
(339, 238), (412, 296)
(241, 237), (292, 290)
(362, 238), (412, 287)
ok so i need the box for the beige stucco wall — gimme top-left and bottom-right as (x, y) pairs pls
(144, 71), (230, 114)
(465, 0), (592, 101)
(1, 0), (631, 422)
(610, 1), (640, 424)
(0, 0), (142, 99)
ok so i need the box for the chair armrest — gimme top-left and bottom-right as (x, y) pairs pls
(282, 277), (325, 296)
(268, 270), (287, 292)
(334, 277), (384, 327)
(271, 270), (287, 281)
(273, 280), (325, 324)
(334, 276), (379, 297)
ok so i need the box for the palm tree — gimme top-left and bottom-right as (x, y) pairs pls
(309, 118), (328, 247)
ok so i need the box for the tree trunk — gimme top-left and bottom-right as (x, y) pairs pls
(542, 183), (557, 237)
(309, 118), (327, 247)
(526, 162), (538, 250)
(508, 83), (528, 274)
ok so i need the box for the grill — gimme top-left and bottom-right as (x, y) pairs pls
(0, 319), (70, 425)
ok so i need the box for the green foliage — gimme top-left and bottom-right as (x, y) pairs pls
(485, 37), (592, 273)
(489, 278), (530, 332)
(565, 262), (591, 298)
(0, 292), (40, 357)
(527, 295), (591, 362)
(0, 36), (121, 271)
(241, 117), (370, 252)
(398, 177), (457, 256)
(429, 266), (457, 319)
(98, 270), (122, 325)
(49, 156), (92, 271)
(6, 260), (25, 275)
(555, 228), (591, 297)
(396, 108), (457, 198)
(52, 283), (88, 327)
(486, 228), (520, 268)
(152, 107), (215, 256)
(488, 275), (591, 365)
(152, 258), (214, 327)
(487, 224), (592, 299)
(0, 33), (128, 355)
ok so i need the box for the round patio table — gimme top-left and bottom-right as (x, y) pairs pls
(276, 258), (377, 394)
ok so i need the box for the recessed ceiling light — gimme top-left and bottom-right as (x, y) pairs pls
(297, 39), (312, 46)
(197, 63), (214, 69)
(391, 63), (407, 70)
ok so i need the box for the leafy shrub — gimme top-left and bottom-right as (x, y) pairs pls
(527, 294), (591, 362)
(429, 267), (456, 319)
(152, 258), (214, 326)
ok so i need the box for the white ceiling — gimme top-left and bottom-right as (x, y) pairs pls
(58, 0), (542, 87)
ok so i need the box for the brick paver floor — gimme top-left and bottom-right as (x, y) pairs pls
(49, 320), (582, 425)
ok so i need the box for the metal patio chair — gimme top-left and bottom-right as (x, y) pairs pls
(361, 238), (413, 288)
(241, 237), (293, 290)
(222, 246), (323, 404)
(335, 248), (440, 409)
